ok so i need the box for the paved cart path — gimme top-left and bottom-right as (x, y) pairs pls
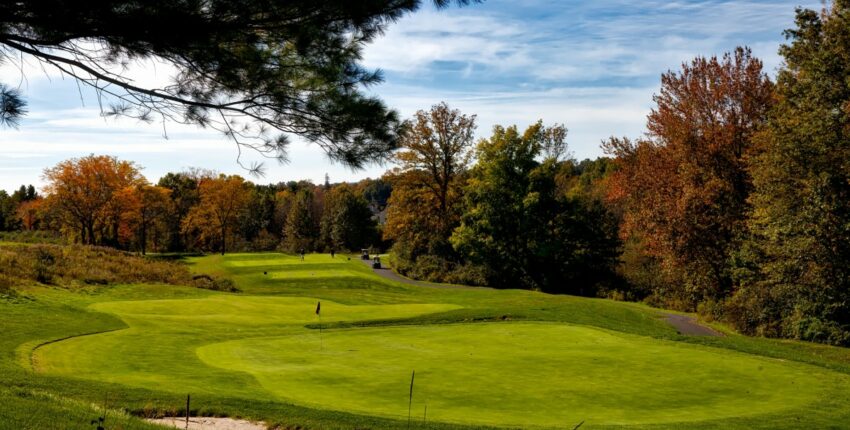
(664, 313), (723, 336)
(361, 258), (485, 289)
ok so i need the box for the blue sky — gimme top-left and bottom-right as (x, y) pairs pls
(0, 0), (817, 192)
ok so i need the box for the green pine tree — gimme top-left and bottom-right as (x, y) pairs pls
(733, 1), (850, 344)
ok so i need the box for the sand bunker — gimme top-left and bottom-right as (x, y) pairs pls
(147, 417), (267, 430)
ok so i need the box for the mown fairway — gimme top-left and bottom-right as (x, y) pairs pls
(6, 252), (850, 429)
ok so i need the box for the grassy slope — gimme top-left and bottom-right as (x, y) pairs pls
(2, 251), (850, 429)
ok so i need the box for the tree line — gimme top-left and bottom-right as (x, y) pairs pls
(1, 2), (848, 346)
(0, 158), (389, 256)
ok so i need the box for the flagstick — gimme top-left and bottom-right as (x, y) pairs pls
(316, 301), (323, 351)
(407, 370), (415, 429)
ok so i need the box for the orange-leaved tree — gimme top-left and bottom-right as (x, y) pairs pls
(604, 47), (774, 307)
(16, 198), (43, 231)
(118, 185), (174, 254)
(42, 155), (145, 245)
(182, 175), (250, 255)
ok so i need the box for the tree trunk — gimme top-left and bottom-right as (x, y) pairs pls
(86, 220), (96, 245)
(140, 222), (147, 255)
(221, 225), (226, 255)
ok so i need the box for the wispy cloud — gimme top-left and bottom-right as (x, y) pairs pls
(361, 0), (817, 160)
(0, 0), (822, 192)
(364, 0), (812, 82)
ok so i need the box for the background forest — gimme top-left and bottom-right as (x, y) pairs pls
(2, 3), (850, 347)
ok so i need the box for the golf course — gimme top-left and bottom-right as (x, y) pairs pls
(1, 250), (850, 429)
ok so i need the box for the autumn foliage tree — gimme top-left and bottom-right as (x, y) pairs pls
(119, 185), (173, 254)
(383, 103), (476, 277)
(16, 198), (43, 231)
(605, 48), (774, 307)
(182, 175), (250, 255)
(395, 102), (476, 235)
(43, 155), (145, 245)
(157, 171), (203, 252)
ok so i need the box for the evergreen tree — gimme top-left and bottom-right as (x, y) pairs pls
(733, 2), (850, 344)
(0, 191), (13, 231)
(321, 185), (377, 251)
(284, 189), (318, 252)
(1, 1), (478, 168)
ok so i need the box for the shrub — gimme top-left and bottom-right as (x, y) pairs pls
(722, 282), (779, 337)
(696, 299), (722, 322)
(722, 283), (850, 346)
(785, 315), (850, 346)
(616, 240), (669, 303)
(0, 274), (15, 297)
(191, 274), (240, 292)
(33, 246), (56, 284)
(406, 254), (451, 282)
(390, 245), (488, 286)
(443, 262), (488, 286)
(249, 229), (280, 251)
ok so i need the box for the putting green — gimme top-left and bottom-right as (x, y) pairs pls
(199, 322), (837, 427)
(34, 296), (461, 397)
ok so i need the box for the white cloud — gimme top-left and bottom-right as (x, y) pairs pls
(371, 84), (655, 160)
(0, 0), (824, 192)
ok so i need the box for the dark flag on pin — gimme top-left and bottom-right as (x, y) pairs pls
(315, 301), (321, 315)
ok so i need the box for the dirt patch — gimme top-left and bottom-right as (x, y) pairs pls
(664, 313), (723, 337)
(146, 417), (267, 430)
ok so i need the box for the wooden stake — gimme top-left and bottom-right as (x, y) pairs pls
(186, 394), (190, 430)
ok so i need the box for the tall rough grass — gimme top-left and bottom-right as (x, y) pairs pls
(0, 230), (67, 245)
(0, 243), (193, 289)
